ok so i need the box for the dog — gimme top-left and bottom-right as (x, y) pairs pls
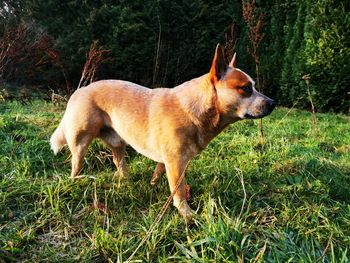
(50, 44), (276, 221)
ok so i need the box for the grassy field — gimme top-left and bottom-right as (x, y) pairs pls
(0, 100), (349, 262)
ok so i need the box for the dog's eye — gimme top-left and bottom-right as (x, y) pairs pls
(237, 85), (253, 96)
(238, 85), (253, 97)
(242, 86), (252, 92)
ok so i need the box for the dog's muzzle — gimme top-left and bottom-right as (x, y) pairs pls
(244, 99), (276, 119)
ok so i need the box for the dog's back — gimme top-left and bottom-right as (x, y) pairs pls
(50, 80), (183, 163)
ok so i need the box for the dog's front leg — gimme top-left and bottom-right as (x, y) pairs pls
(165, 160), (194, 222)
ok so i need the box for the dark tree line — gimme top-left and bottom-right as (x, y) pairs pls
(0, 0), (349, 112)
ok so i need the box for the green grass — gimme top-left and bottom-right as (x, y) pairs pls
(0, 100), (349, 262)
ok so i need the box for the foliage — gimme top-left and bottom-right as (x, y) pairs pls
(277, 0), (350, 113)
(0, 22), (59, 87)
(302, 0), (350, 112)
(0, 101), (349, 261)
(0, 0), (349, 112)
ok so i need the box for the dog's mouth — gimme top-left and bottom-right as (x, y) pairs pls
(243, 112), (269, 119)
(244, 113), (257, 119)
(244, 110), (273, 119)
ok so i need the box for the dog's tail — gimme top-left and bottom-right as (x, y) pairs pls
(50, 123), (66, 155)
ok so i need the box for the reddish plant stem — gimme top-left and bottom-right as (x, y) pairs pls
(242, 0), (266, 144)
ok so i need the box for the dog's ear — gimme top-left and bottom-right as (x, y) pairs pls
(209, 44), (227, 83)
(229, 52), (236, 68)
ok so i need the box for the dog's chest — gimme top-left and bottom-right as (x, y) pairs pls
(131, 143), (163, 163)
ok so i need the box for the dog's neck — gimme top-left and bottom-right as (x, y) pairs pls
(175, 74), (217, 127)
(174, 74), (238, 147)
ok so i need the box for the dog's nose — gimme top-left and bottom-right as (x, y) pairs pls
(270, 99), (276, 108)
(268, 99), (276, 111)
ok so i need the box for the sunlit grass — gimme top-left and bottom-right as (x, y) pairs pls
(0, 100), (349, 262)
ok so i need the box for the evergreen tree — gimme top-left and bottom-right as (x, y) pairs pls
(0, 0), (348, 112)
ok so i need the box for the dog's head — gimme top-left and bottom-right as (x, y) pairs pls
(209, 44), (276, 120)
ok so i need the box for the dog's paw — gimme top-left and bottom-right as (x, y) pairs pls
(177, 202), (195, 222)
(150, 174), (160, 186)
(113, 171), (128, 180)
(70, 175), (86, 180)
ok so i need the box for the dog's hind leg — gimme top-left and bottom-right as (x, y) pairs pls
(110, 144), (127, 179)
(151, 163), (165, 186)
(98, 127), (128, 178)
(68, 133), (94, 178)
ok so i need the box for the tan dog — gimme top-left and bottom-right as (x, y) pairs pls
(50, 44), (276, 221)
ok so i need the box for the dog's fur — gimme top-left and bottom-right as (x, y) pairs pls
(50, 44), (275, 221)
